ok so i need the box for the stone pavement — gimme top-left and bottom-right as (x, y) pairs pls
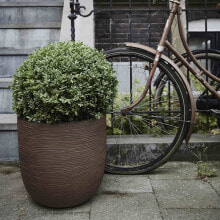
(0, 162), (220, 220)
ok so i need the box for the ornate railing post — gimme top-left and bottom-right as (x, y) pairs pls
(68, 0), (77, 41)
(68, 0), (95, 42)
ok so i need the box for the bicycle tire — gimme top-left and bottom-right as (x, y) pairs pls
(104, 47), (191, 174)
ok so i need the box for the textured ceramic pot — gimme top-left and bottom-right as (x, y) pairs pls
(17, 116), (106, 208)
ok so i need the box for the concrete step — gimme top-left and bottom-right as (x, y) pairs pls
(106, 134), (220, 166)
(0, 29), (60, 49)
(0, 23), (61, 29)
(0, 114), (18, 162)
(0, 90), (13, 113)
(0, 48), (34, 55)
(0, 77), (13, 88)
(0, 114), (17, 131)
(0, 55), (27, 77)
(175, 134), (220, 161)
(0, 78), (13, 113)
(0, 7), (63, 25)
(0, 1), (64, 7)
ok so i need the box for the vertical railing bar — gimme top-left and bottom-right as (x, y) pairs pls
(147, 0), (151, 47)
(204, 0), (210, 129)
(185, 0), (190, 84)
(148, 0), (152, 115)
(166, 0), (169, 9)
(110, 0), (113, 49)
(109, 0), (113, 133)
(167, 0), (171, 59)
(168, 81), (171, 118)
(167, 0), (171, 117)
(204, 0), (208, 46)
(129, 0), (132, 104)
(129, 0), (132, 42)
(130, 57), (133, 104)
(185, 0), (189, 32)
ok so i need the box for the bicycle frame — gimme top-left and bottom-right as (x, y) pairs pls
(122, 0), (220, 142)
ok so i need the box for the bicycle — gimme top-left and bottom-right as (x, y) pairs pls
(104, 0), (220, 174)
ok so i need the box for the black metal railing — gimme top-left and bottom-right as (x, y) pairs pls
(69, 0), (220, 50)
(69, 0), (220, 131)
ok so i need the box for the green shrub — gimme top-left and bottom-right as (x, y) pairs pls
(12, 41), (117, 124)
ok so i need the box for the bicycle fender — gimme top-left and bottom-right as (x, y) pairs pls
(125, 42), (195, 143)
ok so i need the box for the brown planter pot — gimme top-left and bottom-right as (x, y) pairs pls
(17, 116), (106, 208)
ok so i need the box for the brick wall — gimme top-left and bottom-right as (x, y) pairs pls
(94, 2), (168, 51)
(187, 9), (220, 22)
(94, 0), (220, 51)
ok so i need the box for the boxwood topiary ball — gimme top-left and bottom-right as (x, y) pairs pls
(12, 41), (117, 124)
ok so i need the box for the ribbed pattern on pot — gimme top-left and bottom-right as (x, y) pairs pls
(18, 116), (106, 208)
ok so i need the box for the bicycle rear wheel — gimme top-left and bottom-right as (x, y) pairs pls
(178, 49), (220, 98)
(155, 50), (220, 131)
(105, 47), (191, 174)
(155, 50), (220, 98)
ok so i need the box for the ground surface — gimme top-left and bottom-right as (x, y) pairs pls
(0, 162), (220, 220)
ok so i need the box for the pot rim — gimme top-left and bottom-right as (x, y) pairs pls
(17, 115), (106, 127)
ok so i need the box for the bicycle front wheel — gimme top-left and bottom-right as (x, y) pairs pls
(105, 47), (191, 174)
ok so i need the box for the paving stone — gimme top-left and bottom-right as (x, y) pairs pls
(0, 196), (91, 219)
(162, 208), (220, 220)
(0, 171), (26, 198)
(210, 179), (220, 195)
(0, 197), (27, 220)
(21, 213), (90, 220)
(149, 162), (198, 180)
(209, 162), (220, 195)
(91, 193), (162, 220)
(97, 174), (152, 194)
(1, 163), (220, 220)
(20, 196), (91, 216)
(0, 171), (91, 219)
(151, 179), (220, 209)
(0, 189), (89, 220)
(159, 162), (197, 170)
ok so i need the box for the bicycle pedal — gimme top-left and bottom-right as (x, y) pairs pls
(211, 109), (220, 115)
